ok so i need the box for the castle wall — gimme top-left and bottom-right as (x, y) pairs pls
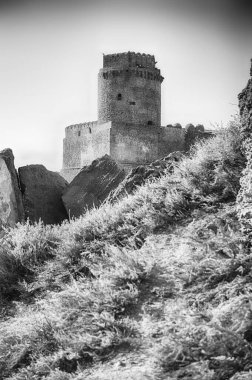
(60, 168), (81, 184)
(184, 125), (213, 151)
(80, 122), (111, 166)
(62, 122), (97, 170)
(110, 122), (159, 165)
(61, 121), (111, 183)
(158, 126), (185, 158)
(61, 121), (213, 183)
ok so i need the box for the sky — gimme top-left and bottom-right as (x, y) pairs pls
(0, 0), (251, 171)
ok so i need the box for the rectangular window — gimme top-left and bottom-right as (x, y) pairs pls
(130, 101), (136, 105)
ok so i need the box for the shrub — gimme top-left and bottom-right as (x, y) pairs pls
(178, 118), (245, 201)
(0, 221), (60, 301)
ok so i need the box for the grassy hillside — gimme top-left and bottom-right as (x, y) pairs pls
(1, 119), (252, 379)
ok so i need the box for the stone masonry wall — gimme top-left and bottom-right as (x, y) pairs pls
(158, 125), (185, 157)
(98, 69), (162, 126)
(62, 121), (98, 170)
(98, 52), (163, 127)
(61, 121), (213, 182)
(110, 122), (159, 165)
(80, 122), (111, 166)
(61, 121), (111, 183)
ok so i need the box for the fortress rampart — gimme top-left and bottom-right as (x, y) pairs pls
(65, 121), (98, 136)
(103, 52), (156, 69)
(61, 52), (212, 182)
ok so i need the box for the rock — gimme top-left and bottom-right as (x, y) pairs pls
(62, 155), (126, 218)
(18, 165), (68, 224)
(164, 151), (184, 161)
(0, 148), (24, 228)
(109, 152), (184, 202)
(237, 59), (252, 236)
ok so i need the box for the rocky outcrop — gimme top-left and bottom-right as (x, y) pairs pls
(18, 165), (68, 225)
(237, 59), (252, 237)
(109, 152), (184, 202)
(0, 149), (24, 228)
(62, 155), (126, 218)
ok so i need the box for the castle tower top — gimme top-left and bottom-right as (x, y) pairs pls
(103, 52), (156, 70)
(98, 52), (163, 126)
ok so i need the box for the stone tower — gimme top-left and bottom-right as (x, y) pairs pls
(98, 52), (164, 126)
(61, 52), (209, 183)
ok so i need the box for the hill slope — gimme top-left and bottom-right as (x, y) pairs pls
(1, 121), (252, 380)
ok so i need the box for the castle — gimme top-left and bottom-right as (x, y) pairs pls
(61, 52), (211, 182)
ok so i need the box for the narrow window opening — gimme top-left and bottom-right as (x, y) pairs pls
(89, 127), (92, 134)
(147, 120), (153, 125)
(129, 101), (136, 105)
(78, 131), (81, 136)
(117, 93), (122, 100)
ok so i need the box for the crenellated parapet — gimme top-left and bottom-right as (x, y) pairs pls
(65, 121), (97, 137)
(103, 52), (156, 69)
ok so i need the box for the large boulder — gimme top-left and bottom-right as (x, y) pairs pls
(62, 155), (126, 218)
(0, 148), (24, 228)
(109, 152), (184, 202)
(237, 59), (252, 236)
(18, 165), (68, 224)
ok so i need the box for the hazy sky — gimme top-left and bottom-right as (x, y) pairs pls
(0, 0), (251, 171)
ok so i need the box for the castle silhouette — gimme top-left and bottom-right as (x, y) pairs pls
(61, 52), (210, 182)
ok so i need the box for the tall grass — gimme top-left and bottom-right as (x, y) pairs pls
(0, 122), (244, 300)
(0, 120), (247, 379)
(179, 120), (244, 201)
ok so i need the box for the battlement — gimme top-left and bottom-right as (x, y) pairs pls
(99, 67), (163, 83)
(103, 52), (156, 70)
(65, 121), (97, 136)
(65, 121), (97, 131)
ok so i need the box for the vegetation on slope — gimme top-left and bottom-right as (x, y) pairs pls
(0, 119), (251, 379)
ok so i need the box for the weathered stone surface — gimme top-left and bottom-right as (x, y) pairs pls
(184, 123), (213, 151)
(109, 152), (184, 202)
(18, 165), (68, 224)
(0, 148), (24, 228)
(237, 59), (252, 236)
(62, 154), (126, 218)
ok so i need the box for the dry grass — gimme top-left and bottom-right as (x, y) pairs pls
(1, 120), (251, 379)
